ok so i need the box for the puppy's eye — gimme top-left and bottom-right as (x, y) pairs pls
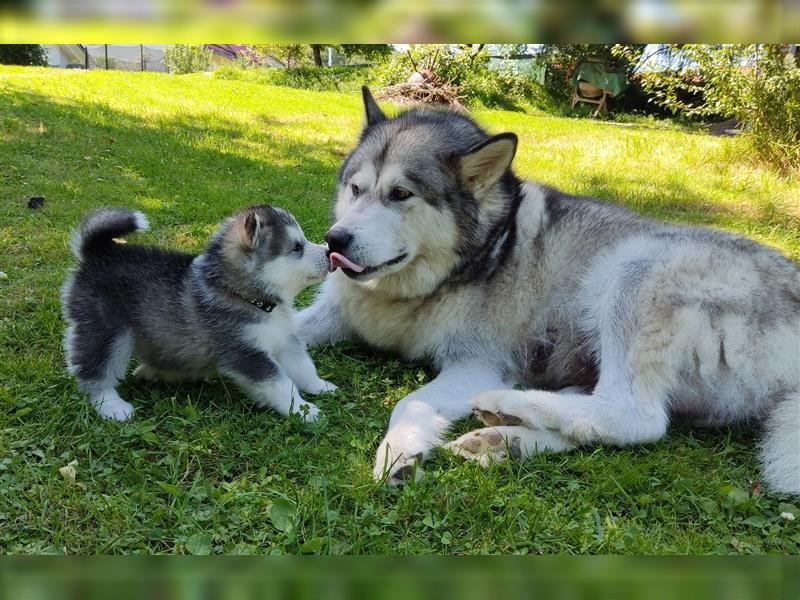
(351, 183), (360, 196)
(291, 241), (303, 253)
(389, 186), (412, 201)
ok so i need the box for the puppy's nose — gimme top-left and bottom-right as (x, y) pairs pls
(325, 228), (353, 254)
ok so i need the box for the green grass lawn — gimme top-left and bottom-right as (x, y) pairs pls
(1, 66), (798, 555)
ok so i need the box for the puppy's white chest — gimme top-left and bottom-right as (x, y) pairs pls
(246, 309), (296, 355)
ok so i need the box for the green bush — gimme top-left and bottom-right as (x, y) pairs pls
(164, 45), (213, 74)
(214, 65), (378, 93)
(630, 45), (800, 171)
(0, 45), (48, 66)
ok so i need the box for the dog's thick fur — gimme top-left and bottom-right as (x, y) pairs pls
(300, 87), (800, 493)
(62, 205), (336, 421)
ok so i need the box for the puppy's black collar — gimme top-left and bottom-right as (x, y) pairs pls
(224, 286), (279, 313)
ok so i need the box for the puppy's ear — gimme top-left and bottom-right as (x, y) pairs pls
(361, 86), (387, 127)
(457, 133), (518, 195)
(244, 212), (263, 248)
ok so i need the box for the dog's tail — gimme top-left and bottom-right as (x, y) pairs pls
(759, 390), (800, 496)
(70, 208), (149, 260)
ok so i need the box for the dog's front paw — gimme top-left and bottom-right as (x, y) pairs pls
(445, 427), (522, 467)
(373, 442), (423, 486)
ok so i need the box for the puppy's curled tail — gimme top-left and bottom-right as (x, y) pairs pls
(759, 390), (800, 496)
(70, 208), (149, 260)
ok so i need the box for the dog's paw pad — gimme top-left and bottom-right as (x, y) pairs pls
(446, 428), (518, 467)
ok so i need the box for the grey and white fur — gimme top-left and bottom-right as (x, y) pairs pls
(300, 87), (800, 494)
(62, 205), (337, 422)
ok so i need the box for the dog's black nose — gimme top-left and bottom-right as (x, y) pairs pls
(325, 228), (353, 253)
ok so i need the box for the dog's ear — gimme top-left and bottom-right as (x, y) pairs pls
(457, 133), (518, 194)
(361, 86), (387, 127)
(244, 212), (263, 248)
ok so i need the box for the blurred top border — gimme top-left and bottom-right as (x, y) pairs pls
(1, 1), (799, 43)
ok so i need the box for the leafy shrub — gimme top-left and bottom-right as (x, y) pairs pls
(214, 65), (378, 93)
(625, 44), (800, 171)
(164, 45), (213, 74)
(0, 45), (48, 66)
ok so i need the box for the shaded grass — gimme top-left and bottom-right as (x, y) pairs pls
(1, 67), (798, 555)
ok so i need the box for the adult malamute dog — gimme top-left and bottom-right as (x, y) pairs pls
(301, 87), (800, 494)
(62, 205), (336, 422)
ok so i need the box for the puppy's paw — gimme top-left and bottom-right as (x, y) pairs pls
(305, 378), (338, 395)
(291, 401), (321, 423)
(94, 397), (135, 421)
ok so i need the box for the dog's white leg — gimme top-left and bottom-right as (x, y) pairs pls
(81, 382), (135, 421)
(219, 350), (320, 422)
(373, 360), (506, 485)
(298, 280), (352, 348)
(275, 336), (338, 395)
(68, 328), (135, 421)
(230, 372), (320, 422)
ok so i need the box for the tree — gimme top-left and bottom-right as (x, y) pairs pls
(487, 44), (528, 58)
(337, 45), (393, 63)
(163, 45), (212, 74)
(257, 44), (392, 68)
(311, 44), (324, 67)
(252, 45), (309, 69)
(308, 44), (393, 66)
(0, 45), (48, 66)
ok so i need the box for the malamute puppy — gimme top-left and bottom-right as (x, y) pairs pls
(62, 205), (337, 422)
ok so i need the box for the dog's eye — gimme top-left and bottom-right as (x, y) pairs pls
(351, 183), (359, 196)
(389, 186), (412, 201)
(292, 241), (303, 254)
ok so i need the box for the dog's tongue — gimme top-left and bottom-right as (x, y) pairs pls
(329, 252), (365, 273)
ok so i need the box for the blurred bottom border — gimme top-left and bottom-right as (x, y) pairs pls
(0, 556), (798, 600)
